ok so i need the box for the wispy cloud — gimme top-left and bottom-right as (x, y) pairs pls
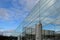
(0, 8), (10, 21)
(23, 0), (39, 10)
(0, 0), (39, 33)
(0, 0), (39, 21)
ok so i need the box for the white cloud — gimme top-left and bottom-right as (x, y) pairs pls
(45, 0), (56, 8)
(53, 19), (60, 25)
(25, 0), (39, 10)
(0, 8), (29, 23)
(18, 0), (39, 10)
(0, 8), (10, 21)
(0, 0), (39, 21)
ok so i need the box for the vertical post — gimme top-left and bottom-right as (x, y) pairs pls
(18, 36), (19, 40)
(18, 36), (20, 40)
(35, 23), (42, 40)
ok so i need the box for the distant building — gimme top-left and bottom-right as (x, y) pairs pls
(0, 32), (3, 35)
(22, 26), (60, 40)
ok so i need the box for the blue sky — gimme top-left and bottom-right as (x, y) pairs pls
(0, 0), (39, 32)
(0, 0), (60, 36)
(0, 0), (60, 33)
